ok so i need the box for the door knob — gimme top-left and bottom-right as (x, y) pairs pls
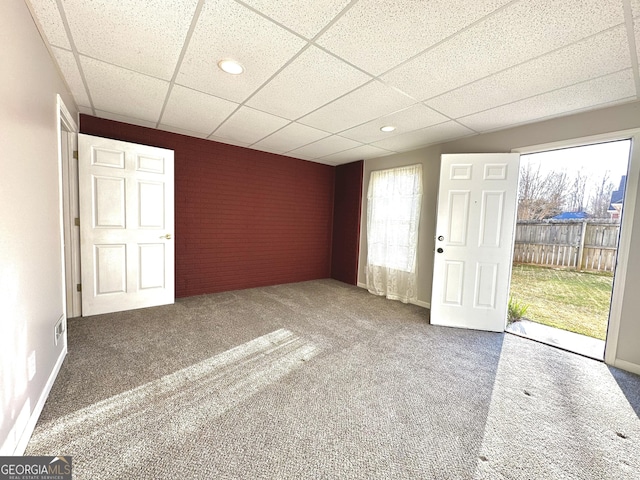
(160, 233), (172, 240)
(437, 248), (444, 253)
(437, 235), (444, 241)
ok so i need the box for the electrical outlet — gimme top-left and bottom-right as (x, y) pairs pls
(54, 315), (66, 346)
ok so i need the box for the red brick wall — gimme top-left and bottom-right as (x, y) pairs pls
(331, 161), (363, 285)
(80, 115), (335, 297)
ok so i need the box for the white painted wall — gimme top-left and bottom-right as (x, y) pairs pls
(359, 101), (640, 371)
(0, 0), (77, 454)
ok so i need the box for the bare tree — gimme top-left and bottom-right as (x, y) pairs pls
(566, 168), (588, 212)
(588, 171), (615, 218)
(517, 163), (568, 220)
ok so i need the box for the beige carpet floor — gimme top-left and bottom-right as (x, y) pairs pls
(26, 279), (640, 479)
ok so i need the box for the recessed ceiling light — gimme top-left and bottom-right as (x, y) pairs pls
(380, 125), (396, 132)
(218, 59), (244, 75)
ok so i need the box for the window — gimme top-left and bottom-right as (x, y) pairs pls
(366, 164), (422, 302)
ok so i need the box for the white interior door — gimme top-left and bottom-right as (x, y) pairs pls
(79, 134), (174, 316)
(431, 153), (520, 332)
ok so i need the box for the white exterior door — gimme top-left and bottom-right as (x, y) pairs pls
(79, 134), (174, 316)
(431, 153), (520, 332)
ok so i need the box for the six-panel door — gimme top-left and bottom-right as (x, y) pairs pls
(79, 134), (174, 316)
(431, 153), (520, 332)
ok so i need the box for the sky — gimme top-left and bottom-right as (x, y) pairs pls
(520, 139), (632, 206)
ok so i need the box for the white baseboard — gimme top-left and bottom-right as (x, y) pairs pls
(13, 344), (67, 455)
(411, 299), (430, 309)
(356, 282), (430, 309)
(613, 358), (640, 376)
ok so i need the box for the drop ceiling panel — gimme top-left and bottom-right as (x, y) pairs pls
(253, 122), (331, 153)
(208, 136), (252, 148)
(161, 85), (238, 135)
(63, 0), (197, 80)
(320, 145), (393, 164)
(427, 26), (631, 119)
(240, 0), (351, 38)
(158, 124), (209, 139)
(246, 46), (371, 120)
(177, 0), (306, 103)
(371, 121), (474, 152)
(317, 0), (512, 76)
(382, 0), (626, 102)
(51, 47), (90, 107)
(95, 110), (157, 128)
(81, 56), (169, 123)
(458, 69), (636, 132)
(213, 106), (290, 145)
(298, 81), (416, 133)
(28, 0), (71, 49)
(27, 0), (640, 161)
(340, 104), (448, 144)
(635, 18), (640, 66)
(289, 135), (362, 159)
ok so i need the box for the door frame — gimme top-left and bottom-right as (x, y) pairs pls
(58, 95), (80, 319)
(512, 128), (640, 366)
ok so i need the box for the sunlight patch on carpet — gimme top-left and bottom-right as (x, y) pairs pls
(28, 328), (318, 478)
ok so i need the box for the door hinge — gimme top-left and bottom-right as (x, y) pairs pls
(76, 284), (82, 292)
(74, 217), (80, 227)
(73, 150), (78, 159)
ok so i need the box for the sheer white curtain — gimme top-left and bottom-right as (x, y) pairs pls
(366, 164), (423, 303)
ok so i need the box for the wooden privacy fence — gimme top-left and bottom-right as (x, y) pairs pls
(513, 220), (620, 272)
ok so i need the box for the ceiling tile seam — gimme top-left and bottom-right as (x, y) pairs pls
(229, 0), (308, 41)
(165, 82), (211, 98)
(292, 77), (410, 125)
(281, 134), (364, 156)
(22, 0), (69, 51)
(418, 21), (630, 104)
(622, 0), (640, 97)
(309, 42), (389, 80)
(230, 0), (363, 45)
(374, 77), (426, 103)
(54, 0), (95, 115)
(376, 117), (479, 141)
(458, 96), (639, 135)
(205, 41), (316, 139)
(315, 144), (395, 161)
(375, 0), (523, 79)
(206, 0), (365, 139)
(155, 0), (206, 129)
(258, 113), (456, 155)
(208, 71), (377, 140)
(23, 4), (81, 111)
(246, 120), (335, 149)
(450, 67), (634, 122)
(306, 0), (362, 42)
(250, 77), (416, 147)
(413, 104), (480, 134)
(452, 119), (481, 135)
(74, 52), (175, 83)
(402, 132), (479, 153)
(245, 120), (296, 146)
(328, 103), (451, 139)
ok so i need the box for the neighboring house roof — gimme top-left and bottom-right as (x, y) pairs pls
(609, 175), (627, 210)
(551, 211), (590, 220)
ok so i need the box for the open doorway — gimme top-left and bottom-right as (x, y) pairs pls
(506, 139), (632, 360)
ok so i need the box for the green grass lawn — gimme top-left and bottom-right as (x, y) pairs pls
(509, 264), (613, 340)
